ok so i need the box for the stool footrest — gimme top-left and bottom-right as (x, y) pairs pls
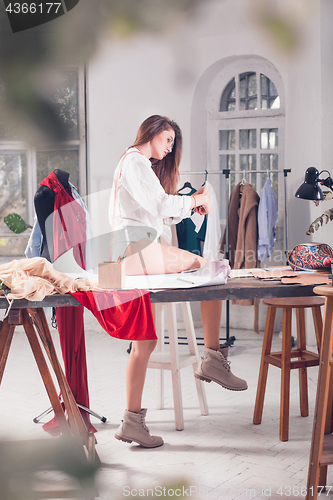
(148, 352), (198, 369)
(320, 434), (333, 467)
(265, 350), (320, 369)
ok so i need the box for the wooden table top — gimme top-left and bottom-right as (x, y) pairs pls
(0, 277), (322, 309)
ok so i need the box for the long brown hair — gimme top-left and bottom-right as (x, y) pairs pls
(131, 115), (182, 195)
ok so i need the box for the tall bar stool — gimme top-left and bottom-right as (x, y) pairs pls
(148, 302), (208, 430)
(253, 296), (324, 441)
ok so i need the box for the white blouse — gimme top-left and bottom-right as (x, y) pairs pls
(109, 148), (192, 241)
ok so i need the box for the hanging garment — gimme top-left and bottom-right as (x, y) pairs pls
(257, 178), (278, 261)
(221, 182), (260, 270)
(202, 181), (221, 260)
(176, 187), (206, 256)
(41, 172), (87, 269)
(176, 216), (207, 255)
(221, 182), (260, 332)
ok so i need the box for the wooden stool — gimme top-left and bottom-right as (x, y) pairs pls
(253, 296), (324, 441)
(306, 285), (333, 499)
(148, 302), (208, 430)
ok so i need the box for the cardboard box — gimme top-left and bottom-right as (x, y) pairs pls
(98, 261), (125, 289)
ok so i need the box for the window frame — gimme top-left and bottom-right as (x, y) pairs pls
(0, 66), (87, 240)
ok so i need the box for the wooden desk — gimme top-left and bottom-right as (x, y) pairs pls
(149, 277), (317, 303)
(0, 277), (316, 310)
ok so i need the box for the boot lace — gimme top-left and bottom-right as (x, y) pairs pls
(140, 416), (150, 433)
(219, 352), (231, 372)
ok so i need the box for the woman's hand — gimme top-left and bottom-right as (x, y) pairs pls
(191, 192), (211, 214)
(194, 186), (211, 198)
(194, 195), (211, 215)
(191, 186), (211, 214)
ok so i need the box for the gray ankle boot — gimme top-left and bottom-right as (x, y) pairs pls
(115, 409), (164, 448)
(195, 346), (248, 391)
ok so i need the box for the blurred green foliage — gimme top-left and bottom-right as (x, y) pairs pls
(4, 213), (32, 233)
(0, 437), (98, 500)
(249, 0), (313, 55)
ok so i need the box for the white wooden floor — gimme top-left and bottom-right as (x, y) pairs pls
(0, 309), (332, 500)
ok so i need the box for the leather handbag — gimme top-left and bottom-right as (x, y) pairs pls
(288, 243), (333, 271)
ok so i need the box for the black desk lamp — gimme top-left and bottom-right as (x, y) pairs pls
(295, 167), (333, 200)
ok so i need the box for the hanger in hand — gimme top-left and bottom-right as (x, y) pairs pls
(178, 180), (193, 193)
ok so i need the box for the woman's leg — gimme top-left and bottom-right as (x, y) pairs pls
(124, 239), (206, 275)
(201, 300), (223, 350)
(126, 339), (157, 412)
(124, 241), (247, 391)
(115, 338), (164, 448)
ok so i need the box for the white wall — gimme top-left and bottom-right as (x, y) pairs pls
(86, 0), (333, 332)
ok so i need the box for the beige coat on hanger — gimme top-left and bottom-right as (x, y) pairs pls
(221, 182), (260, 333)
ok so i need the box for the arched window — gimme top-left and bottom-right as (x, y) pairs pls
(220, 72), (280, 112)
(202, 59), (285, 260)
(217, 70), (283, 201)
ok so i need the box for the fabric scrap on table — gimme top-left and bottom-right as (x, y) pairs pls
(251, 269), (297, 280)
(281, 273), (330, 286)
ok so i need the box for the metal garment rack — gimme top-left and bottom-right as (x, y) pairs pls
(179, 168), (291, 344)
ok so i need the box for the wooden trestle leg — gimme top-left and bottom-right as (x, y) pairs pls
(27, 308), (98, 463)
(0, 319), (15, 386)
(0, 307), (98, 464)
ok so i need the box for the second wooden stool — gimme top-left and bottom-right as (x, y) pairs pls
(253, 296), (324, 441)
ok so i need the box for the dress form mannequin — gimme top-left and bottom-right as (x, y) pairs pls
(33, 169), (96, 435)
(34, 169), (71, 261)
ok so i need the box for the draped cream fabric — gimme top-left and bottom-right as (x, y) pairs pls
(0, 257), (95, 301)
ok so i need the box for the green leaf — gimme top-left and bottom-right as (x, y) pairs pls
(4, 213), (32, 234)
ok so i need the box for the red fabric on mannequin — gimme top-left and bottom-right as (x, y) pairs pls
(42, 306), (97, 436)
(41, 171), (86, 269)
(71, 289), (157, 341)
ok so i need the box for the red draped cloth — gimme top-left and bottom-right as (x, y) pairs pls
(72, 289), (157, 341)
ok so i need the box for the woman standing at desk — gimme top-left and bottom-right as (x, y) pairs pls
(110, 115), (248, 448)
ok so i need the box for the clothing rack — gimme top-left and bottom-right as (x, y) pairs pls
(179, 168), (291, 344)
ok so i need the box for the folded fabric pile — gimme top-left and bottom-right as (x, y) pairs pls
(0, 257), (95, 301)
